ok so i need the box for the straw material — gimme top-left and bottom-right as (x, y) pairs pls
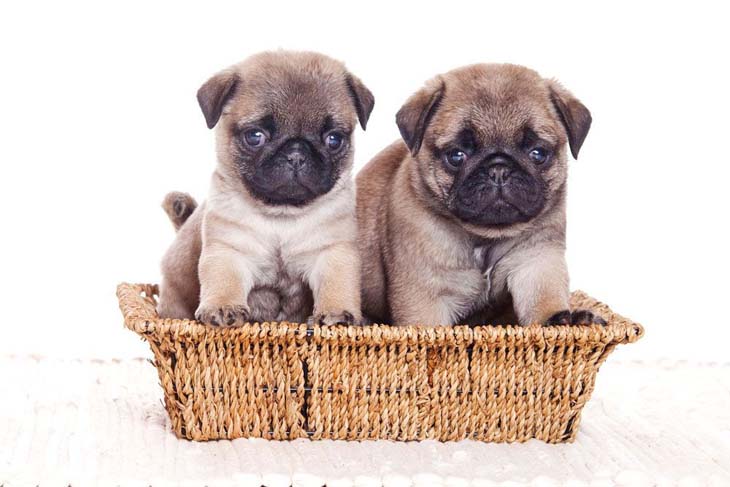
(116, 283), (643, 443)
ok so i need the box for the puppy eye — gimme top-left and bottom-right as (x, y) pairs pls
(324, 132), (345, 151)
(444, 149), (468, 169)
(529, 147), (549, 164)
(243, 129), (267, 148)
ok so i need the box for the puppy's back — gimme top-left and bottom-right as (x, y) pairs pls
(356, 141), (409, 323)
(158, 203), (204, 319)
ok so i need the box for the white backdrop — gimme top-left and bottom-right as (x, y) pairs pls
(1, 1), (727, 361)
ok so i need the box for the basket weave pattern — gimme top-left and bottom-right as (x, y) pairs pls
(117, 283), (643, 443)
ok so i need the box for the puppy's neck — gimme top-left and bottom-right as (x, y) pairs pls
(209, 167), (354, 220)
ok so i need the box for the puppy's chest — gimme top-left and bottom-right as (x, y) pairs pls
(248, 246), (313, 322)
(255, 247), (305, 288)
(460, 244), (511, 305)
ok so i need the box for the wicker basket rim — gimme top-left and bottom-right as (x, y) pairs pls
(117, 282), (644, 345)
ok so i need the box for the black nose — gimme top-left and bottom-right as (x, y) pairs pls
(286, 149), (307, 170)
(280, 139), (312, 171)
(487, 164), (512, 186)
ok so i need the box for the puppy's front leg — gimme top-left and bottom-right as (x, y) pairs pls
(390, 291), (457, 326)
(506, 246), (604, 326)
(388, 266), (461, 325)
(308, 242), (362, 325)
(196, 243), (253, 327)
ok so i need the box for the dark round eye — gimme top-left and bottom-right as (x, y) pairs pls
(529, 147), (549, 164)
(325, 132), (344, 151)
(445, 149), (468, 169)
(243, 129), (267, 148)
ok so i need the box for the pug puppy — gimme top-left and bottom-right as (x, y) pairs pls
(357, 63), (604, 326)
(158, 51), (374, 326)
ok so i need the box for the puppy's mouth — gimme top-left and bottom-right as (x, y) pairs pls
(451, 164), (545, 226)
(269, 175), (318, 203)
(455, 189), (528, 225)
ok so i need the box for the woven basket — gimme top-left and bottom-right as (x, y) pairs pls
(117, 282), (643, 443)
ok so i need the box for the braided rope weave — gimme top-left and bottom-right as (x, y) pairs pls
(117, 283), (643, 443)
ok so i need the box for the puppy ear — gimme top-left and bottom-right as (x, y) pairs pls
(197, 70), (238, 129)
(396, 79), (445, 155)
(345, 73), (375, 130)
(549, 82), (592, 159)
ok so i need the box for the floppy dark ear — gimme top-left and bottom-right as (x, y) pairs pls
(549, 82), (592, 159)
(197, 70), (238, 129)
(396, 79), (445, 155)
(345, 73), (375, 130)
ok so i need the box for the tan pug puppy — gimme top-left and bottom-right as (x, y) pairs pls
(357, 63), (604, 326)
(158, 51), (374, 327)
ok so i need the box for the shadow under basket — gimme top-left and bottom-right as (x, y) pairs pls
(117, 283), (643, 443)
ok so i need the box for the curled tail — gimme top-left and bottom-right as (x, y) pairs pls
(162, 191), (198, 231)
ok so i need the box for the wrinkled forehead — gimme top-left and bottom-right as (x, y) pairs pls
(432, 77), (563, 147)
(227, 70), (357, 132)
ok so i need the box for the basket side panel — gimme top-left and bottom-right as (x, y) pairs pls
(470, 339), (551, 442)
(474, 339), (604, 443)
(456, 334), (607, 443)
(422, 345), (472, 441)
(305, 342), (429, 440)
(303, 337), (609, 443)
(167, 334), (306, 440)
(146, 338), (185, 436)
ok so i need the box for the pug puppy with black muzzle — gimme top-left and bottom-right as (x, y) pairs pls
(157, 51), (374, 327)
(357, 63), (604, 326)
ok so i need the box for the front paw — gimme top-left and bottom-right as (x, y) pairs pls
(307, 310), (359, 326)
(546, 309), (607, 326)
(195, 303), (250, 327)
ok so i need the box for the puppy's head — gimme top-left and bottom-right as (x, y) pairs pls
(397, 64), (590, 238)
(198, 51), (374, 207)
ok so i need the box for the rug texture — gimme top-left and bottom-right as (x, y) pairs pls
(1, 357), (728, 487)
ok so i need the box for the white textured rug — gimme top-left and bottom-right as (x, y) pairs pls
(1, 356), (728, 487)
